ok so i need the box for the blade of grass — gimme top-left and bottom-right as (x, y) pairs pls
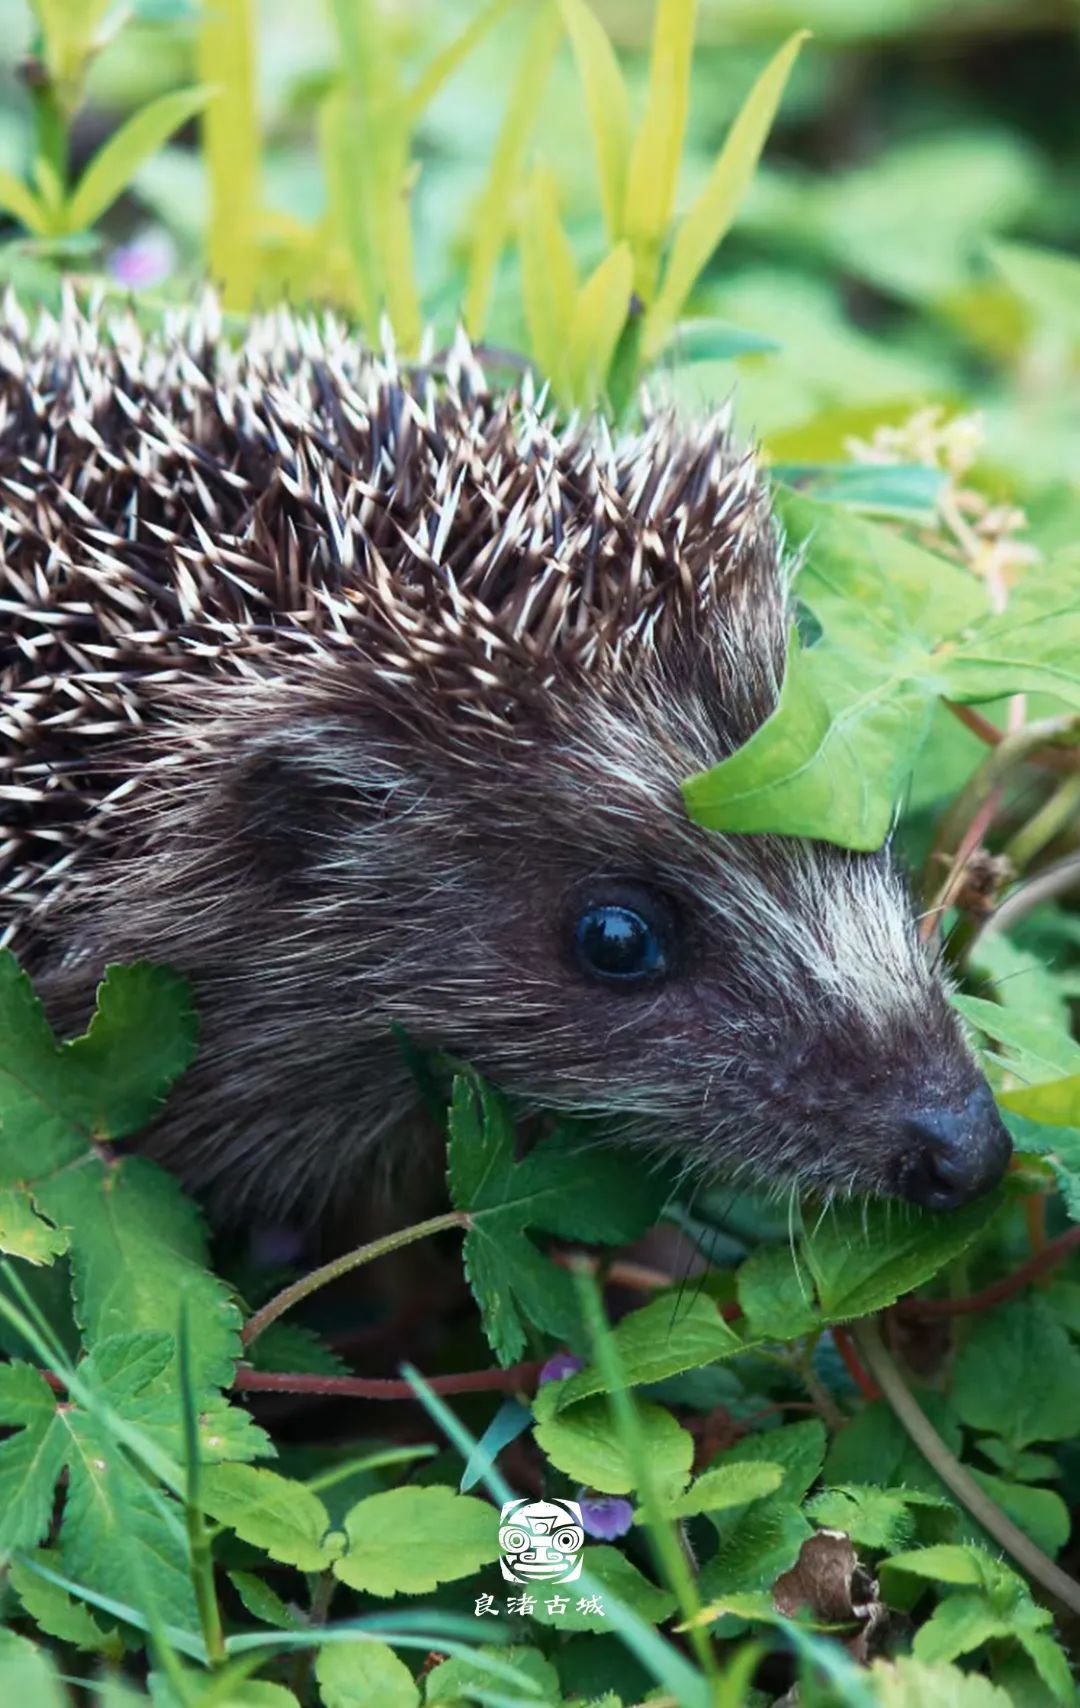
(407, 0), (522, 120)
(643, 30), (808, 360)
(463, 0), (564, 339)
(518, 163), (578, 390)
(0, 172), (49, 236)
(196, 0), (260, 310)
(177, 1300), (225, 1670)
(558, 0), (631, 241)
(329, 0), (421, 351)
(564, 241), (633, 407)
(570, 1266), (717, 1686)
(64, 85), (215, 234)
(622, 0), (698, 300)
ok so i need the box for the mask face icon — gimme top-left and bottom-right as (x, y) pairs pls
(498, 1497), (585, 1583)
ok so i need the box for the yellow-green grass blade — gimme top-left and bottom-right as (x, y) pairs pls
(558, 0), (631, 241)
(622, 0), (698, 299)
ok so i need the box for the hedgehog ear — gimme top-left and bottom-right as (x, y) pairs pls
(225, 740), (404, 882)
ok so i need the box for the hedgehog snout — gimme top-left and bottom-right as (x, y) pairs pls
(892, 1081), (1011, 1210)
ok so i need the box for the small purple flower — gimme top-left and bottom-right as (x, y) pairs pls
(579, 1494), (634, 1540)
(109, 229), (177, 291)
(538, 1352), (584, 1385)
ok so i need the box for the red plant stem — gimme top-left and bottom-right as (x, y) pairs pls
(898, 1224), (1080, 1320)
(832, 1325), (880, 1400)
(231, 1359), (544, 1401)
(920, 786), (1003, 943)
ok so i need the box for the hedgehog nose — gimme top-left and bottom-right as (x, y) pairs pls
(896, 1083), (1012, 1211)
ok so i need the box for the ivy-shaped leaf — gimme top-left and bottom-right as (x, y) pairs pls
(448, 1074), (660, 1364)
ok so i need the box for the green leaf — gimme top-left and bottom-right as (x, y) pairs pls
(316, 1639), (420, 1708)
(772, 462), (947, 520)
(695, 1422), (826, 1599)
(955, 995), (1080, 1082)
(334, 1486), (501, 1595)
(535, 1292), (742, 1414)
(534, 1394), (693, 1498)
(227, 1570), (300, 1631)
(622, 0), (697, 298)
(0, 1364), (69, 1553)
(65, 86), (216, 233)
(199, 1463), (342, 1571)
(990, 239), (1080, 345)
(735, 1240), (822, 1343)
(800, 1194), (1003, 1321)
(36, 1157), (242, 1395)
(643, 31), (807, 356)
(448, 1075), (659, 1364)
(803, 1485), (948, 1552)
(0, 1631), (66, 1708)
(966, 1469), (1070, 1559)
(530, 1545), (676, 1631)
(951, 1298), (1080, 1450)
(650, 1459), (783, 1520)
(868, 1655), (1013, 1707)
(0, 954), (198, 1181)
(426, 1645), (557, 1704)
(682, 495), (1080, 849)
(0, 171), (48, 237)
(0, 1189), (68, 1265)
(10, 1548), (120, 1654)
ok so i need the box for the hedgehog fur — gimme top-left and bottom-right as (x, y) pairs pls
(0, 289), (1010, 1220)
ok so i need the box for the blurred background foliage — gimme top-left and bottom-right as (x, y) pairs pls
(1, 0), (1079, 819)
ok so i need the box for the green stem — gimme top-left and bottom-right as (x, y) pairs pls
(241, 1209), (471, 1348)
(853, 1319), (1080, 1619)
(1003, 771), (1080, 874)
(178, 1306), (226, 1670)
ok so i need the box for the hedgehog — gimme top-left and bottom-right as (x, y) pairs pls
(0, 289), (1011, 1223)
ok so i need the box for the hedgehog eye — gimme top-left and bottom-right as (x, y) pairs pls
(572, 886), (674, 986)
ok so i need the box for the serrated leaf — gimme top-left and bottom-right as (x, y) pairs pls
(36, 1156), (241, 1393)
(334, 1486), (500, 1594)
(426, 1644), (557, 1704)
(0, 1188), (68, 1264)
(316, 1639), (419, 1708)
(735, 1242), (821, 1342)
(953, 995), (1080, 1081)
(803, 1485), (947, 1551)
(800, 1193), (1002, 1321)
(0, 954), (197, 1182)
(228, 1570), (300, 1631)
(951, 1297), (1080, 1450)
(868, 1655), (1012, 1707)
(448, 1075), (659, 1364)
(10, 1548), (120, 1653)
(643, 31), (807, 356)
(65, 86), (215, 233)
(650, 1459), (782, 1520)
(536, 1292), (742, 1414)
(534, 1394), (693, 1499)
(200, 1463), (341, 1570)
(530, 1544), (676, 1631)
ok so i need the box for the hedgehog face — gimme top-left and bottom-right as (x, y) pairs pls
(386, 673), (1012, 1216)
